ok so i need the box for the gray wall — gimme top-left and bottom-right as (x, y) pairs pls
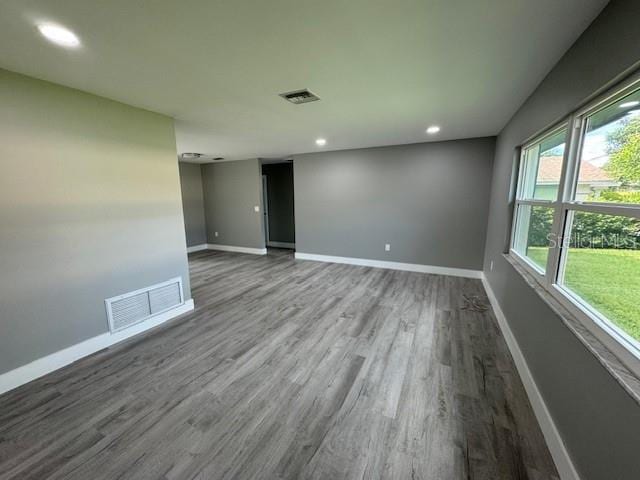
(202, 159), (265, 249)
(262, 163), (295, 245)
(483, 1), (640, 478)
(179, 162), (207, 247)
(0, 68), (191, 375)
(294, 138), (495, 270)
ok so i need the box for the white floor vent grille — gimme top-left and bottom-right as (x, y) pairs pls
(105, 277), (184, 333)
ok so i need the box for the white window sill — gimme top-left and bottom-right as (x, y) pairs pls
(504, 253), (640, 406)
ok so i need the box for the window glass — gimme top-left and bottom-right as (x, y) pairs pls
(577, 88), (640, 204)
(513, 205), (555, 271)
(520, 129), (567, 201)
(560, 211), (640, 342)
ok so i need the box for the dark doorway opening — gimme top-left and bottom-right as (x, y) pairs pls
(261, 161), (295, 250)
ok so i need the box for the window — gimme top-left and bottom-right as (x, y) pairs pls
(511, 77), (640, 363)
(559, 212), (640, 342)
(576, 88), (640, 204)
(513, 204), (555, 271)
(512, 126), (568, 272)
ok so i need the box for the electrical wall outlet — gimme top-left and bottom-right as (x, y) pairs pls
(254, 205), (260, 212)
(385, 243), (391, 252)
(490, 260), (494, 271)
(214, 231), (219, 237)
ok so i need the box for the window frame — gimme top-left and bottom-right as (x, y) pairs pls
(509, 73), (640, 375)
(510, 123), (570, 279)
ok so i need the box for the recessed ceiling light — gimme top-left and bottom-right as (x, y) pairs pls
(619, 100), (640, 108)
(426, 126), (441, 134)
(315, 138), (327, 146)
(37, 23), (80, 48)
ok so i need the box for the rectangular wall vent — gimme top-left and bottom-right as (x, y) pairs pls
(105, 277), (184, 333)
(279, 89), (320, 104)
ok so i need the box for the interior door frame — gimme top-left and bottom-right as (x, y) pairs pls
(261, 174), (270, 245)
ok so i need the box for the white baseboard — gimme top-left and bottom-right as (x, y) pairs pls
(207, 244), (267, 255)
(481, 276), (580, 480)
(0, 299), (194, 396)
(267, 241), (295, 249)
(186, 244), (208, 253)
(294, 252), (482, 279)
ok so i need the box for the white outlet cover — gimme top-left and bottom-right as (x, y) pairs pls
(254, 205), (260, 212)
(215, 231), (219, 237)
(385, 244), (391, 251)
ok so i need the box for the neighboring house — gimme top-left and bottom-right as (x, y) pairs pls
(536, 155), (620, 200)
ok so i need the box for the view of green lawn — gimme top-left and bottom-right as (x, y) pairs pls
(527, 246), (640, 341)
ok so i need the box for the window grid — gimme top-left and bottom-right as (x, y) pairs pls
(510, 74), (640, 369)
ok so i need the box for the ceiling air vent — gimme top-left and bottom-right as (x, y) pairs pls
(279, 89), (320, 105)
(105, 277), (184, 333)
(181, 152), (203, 160)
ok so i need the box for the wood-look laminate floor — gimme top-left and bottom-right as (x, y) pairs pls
(0, 249), (559, 480)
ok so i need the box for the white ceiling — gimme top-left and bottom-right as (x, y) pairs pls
(0, 0), (609, 162)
